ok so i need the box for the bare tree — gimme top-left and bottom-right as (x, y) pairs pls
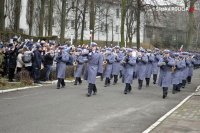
(0, 0), (5, 31)
(39, 0), (45, 36)
(26, 0), (34, 35)
(89, 0), (96, 41)
(126, 0), (136, 46)
(121, 0), (126, 47)
(48, 0), (54, 36)
(184, 0), (198, 49)
(81, 0), (88, 44)
(14, 0), (21, 33)
(60, 0), (67, 43)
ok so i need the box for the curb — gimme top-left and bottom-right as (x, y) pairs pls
(0, 76), (100, 94)
(0, 84), (43, 94)
(142, 85), (200, 133)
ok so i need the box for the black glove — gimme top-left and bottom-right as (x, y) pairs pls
(126, 57), (129, 62)
(106, 59), (110, 64)
(97, 72), (102, 76)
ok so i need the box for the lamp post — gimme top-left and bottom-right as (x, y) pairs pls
(71, 34), (73, 45)
(90, 30), (93, 45)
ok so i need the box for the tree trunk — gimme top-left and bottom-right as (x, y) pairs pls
(81, 0), (88, 45)
(39, 0), (45, 36)
(74, 0), (80, 46)
(89, 0), (95, 42)
(0, 0), (5, 31)
(186, 0), (197, 49)
(112, 19), (114, 44)
(14, 0), (21, 33)
(48, 0), (54, 36)
(120, 0), (126, 47)
(136, 0), (141, 49)
(60, 0), (67, 43)
(28, 0), (34, 35)
(105, 8), (108, 46)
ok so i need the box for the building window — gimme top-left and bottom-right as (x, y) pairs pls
(71, 20), (75, 29)
(116, 9), (119, 18)
(116, 25), (119, 33)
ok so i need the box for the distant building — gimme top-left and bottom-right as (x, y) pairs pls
(144, 4), (200, 49)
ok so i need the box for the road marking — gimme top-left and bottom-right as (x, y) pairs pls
(81, 102), (156, 133)
(0, 84), (43, 94)
(142, 85), (200, 133)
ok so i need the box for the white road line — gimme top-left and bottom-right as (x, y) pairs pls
(81, 102), (157, 133)
(142, 85), (200, 133)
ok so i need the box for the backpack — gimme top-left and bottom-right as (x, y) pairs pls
(22, 53), (32, 63)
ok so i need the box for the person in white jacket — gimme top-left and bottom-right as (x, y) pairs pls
(16, 49), (24, 74)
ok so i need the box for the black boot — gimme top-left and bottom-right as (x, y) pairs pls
(74, 77), (78, 85)
(162, 87), (168, 99)
(78, 77), (82, 84)
(104, 78), (108, 87)
(93, 84), (97, 95)
(172, 84), (176, 94)
(153, 74), (157, 84)
(176, 84), (180, 92)
(87, 83), (93, 97)
(61, 79), (65, 88)
(124, 83), (129, 94)
(187, 76), (191, 84)
(113, 75), (118, 85)
(100, 74), (104, 81)
(119, 70), (122, 78)
(139, 80), (143, 90)
(182, 80), (186, 88)
(57, 78), (61, 89)
(177, 83), (181, 92)
(128, 84), (132, 93)
(108, 78), (111, 86)
(138, 79), (143, 90)
(145, 78), (150, 87)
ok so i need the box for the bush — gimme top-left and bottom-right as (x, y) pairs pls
(19, 69), (33, 85)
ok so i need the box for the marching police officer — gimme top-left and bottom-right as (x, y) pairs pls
(84, 42), (103, 97)
(122, 48), (136, 94)
(136, 48), (148, 90)
(104, 48), (115, 87)
(158, 49), (175, 99)
(74, 48), (88, 85)
(56, 46), (70, 89)
(145, 49), (155, 87)
(152, 48), (161, 84)
(112, 46), (124, 85)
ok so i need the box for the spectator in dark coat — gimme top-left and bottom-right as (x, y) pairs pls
(44, 47), (54, 81)
(8, 43), (17, 82)
(32, 44), (43, 84)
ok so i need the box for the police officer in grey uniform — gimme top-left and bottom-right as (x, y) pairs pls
(121, 48), (136, 94)
(84, 42), (103, 97)
(158, 49), (175, 99)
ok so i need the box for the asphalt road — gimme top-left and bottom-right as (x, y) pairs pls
(0, 70), (199, 133)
